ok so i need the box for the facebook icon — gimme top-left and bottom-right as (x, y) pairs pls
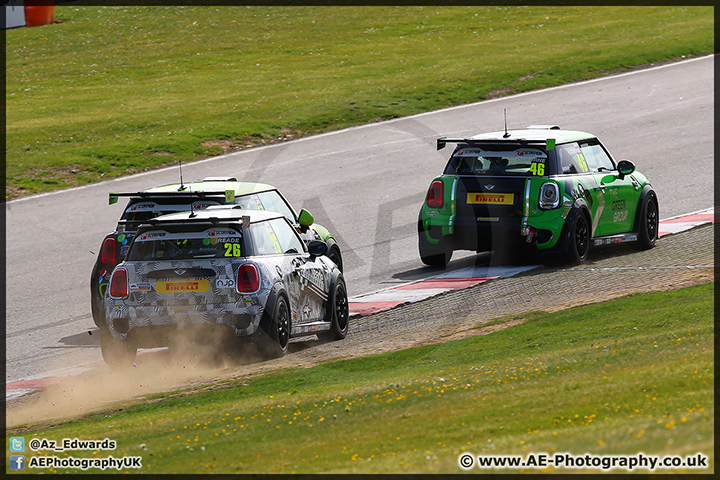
(9, 455), (25, 470)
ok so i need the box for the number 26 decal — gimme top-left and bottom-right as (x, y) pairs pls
(224, 243), (242, 257)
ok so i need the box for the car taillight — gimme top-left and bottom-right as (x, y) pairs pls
(427, 180), (444, 208)
(539, 182), (560, 210)
(109, 268), (128, 298)
(100, 238), (117, 265)
(237, 264), (259, 293)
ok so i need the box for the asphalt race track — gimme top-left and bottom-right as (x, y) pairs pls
(5, 55), (714, 389)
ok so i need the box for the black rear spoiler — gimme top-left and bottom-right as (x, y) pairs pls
(108, 191), (232, 205)
(436, 137), (554, 150)
(143, 215), (252, 228)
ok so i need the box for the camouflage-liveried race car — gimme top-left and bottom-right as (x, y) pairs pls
(101, 208), (348, 366)
(91, 177), (343, 329)
(418, 126), (659, 266)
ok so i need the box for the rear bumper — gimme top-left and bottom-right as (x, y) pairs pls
(422, 213), (563, 253)
(105, 301), (263, 343)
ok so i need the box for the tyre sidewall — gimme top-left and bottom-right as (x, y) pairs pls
(418, 221), (452, 267)
(638, 194), (658, 249)
(258, 293), (290, 358)
(321, 276), (349, 341)
(568, 211), (590, 264)
(99, 329), (136, 367)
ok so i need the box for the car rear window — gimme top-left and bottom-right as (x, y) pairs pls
(444, 147), (549, 177)
(127, 228), (244, 261)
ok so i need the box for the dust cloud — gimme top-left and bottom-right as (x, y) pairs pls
(6, 330), (271, 429)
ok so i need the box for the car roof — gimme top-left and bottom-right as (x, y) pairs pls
(145, 180), (276, 195)
(147, 207), (285, 224)
(467, 128), (596, 144)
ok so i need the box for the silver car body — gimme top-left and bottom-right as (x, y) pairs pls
(104, 209), (339, 346)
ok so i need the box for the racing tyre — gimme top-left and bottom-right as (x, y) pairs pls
(100, 330), (137, 368)
(257, 294), (290, 359)
(327, 243), (344, 272)
(637, 194), (658, 250)
(566, 212), (590, 264)
(420, 248), (452, 268)
(91, 296), (103, 329)
(319, 277), (349, 341)
(419, 219), (452, 267)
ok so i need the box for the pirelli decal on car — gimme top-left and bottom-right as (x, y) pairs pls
(156, 280), (209, 294)
(467, 193), (515, 205)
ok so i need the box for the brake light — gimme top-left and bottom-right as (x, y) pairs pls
(109, 268), (128, 298)
(100, 238), (117, 265)
(539, 182), (560, 210)
(427, 180), (444, 208)
(237, 264), (260, 293)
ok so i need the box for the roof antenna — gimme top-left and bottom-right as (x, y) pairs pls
(503, 109), (510, 138)
(178, 159), (187, 191)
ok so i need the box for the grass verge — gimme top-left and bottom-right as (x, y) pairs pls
(5, 5), (714, 198)
(5, 282), (713, 474)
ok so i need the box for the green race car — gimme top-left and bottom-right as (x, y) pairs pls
(418, 126), (659, 266)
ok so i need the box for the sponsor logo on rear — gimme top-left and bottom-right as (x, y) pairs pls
(467, 193), (514, 205)
(157, 280), (209, 294)
(129, 282), (152, 292)
(216, 279), (235, 289)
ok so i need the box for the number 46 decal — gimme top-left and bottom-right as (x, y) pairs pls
(224, 243), (242, 257)
(530, 162), (545, 176)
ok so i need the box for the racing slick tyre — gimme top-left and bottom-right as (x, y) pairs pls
(90, 296), (106, 330)
(419, 241), (453, 268)
(418, 219), (452, 267)
(319, 276), (349, 342)
(637, 193), (659, 250)
(566, 211), (590, 264)
(100, 329), (137, 368)
(256, 294), (291, 359)
(327, 243), (344, 273)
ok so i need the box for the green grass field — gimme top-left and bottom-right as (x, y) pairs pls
(5, 5), (714, 198)
(6, 283), (713, 474)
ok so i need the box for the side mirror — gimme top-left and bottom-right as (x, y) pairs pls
(617, 160), (635, 178)
(308, 240), (327, 257)
(298, 209), (314, 227)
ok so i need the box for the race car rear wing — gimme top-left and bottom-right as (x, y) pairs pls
(109, 190), (235, 205)
(437, 137), (556, 151)
(141, 215), (251, 230)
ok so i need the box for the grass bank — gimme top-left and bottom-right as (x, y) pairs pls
(5, 5), (714, 198)
(6, 283), (713, 474)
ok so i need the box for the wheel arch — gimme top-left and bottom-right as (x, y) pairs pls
(552, 200), (592, 254)
(632, 186), (658, 233)
(325, 268), (344, 308)
(264, 281), (290, 326)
